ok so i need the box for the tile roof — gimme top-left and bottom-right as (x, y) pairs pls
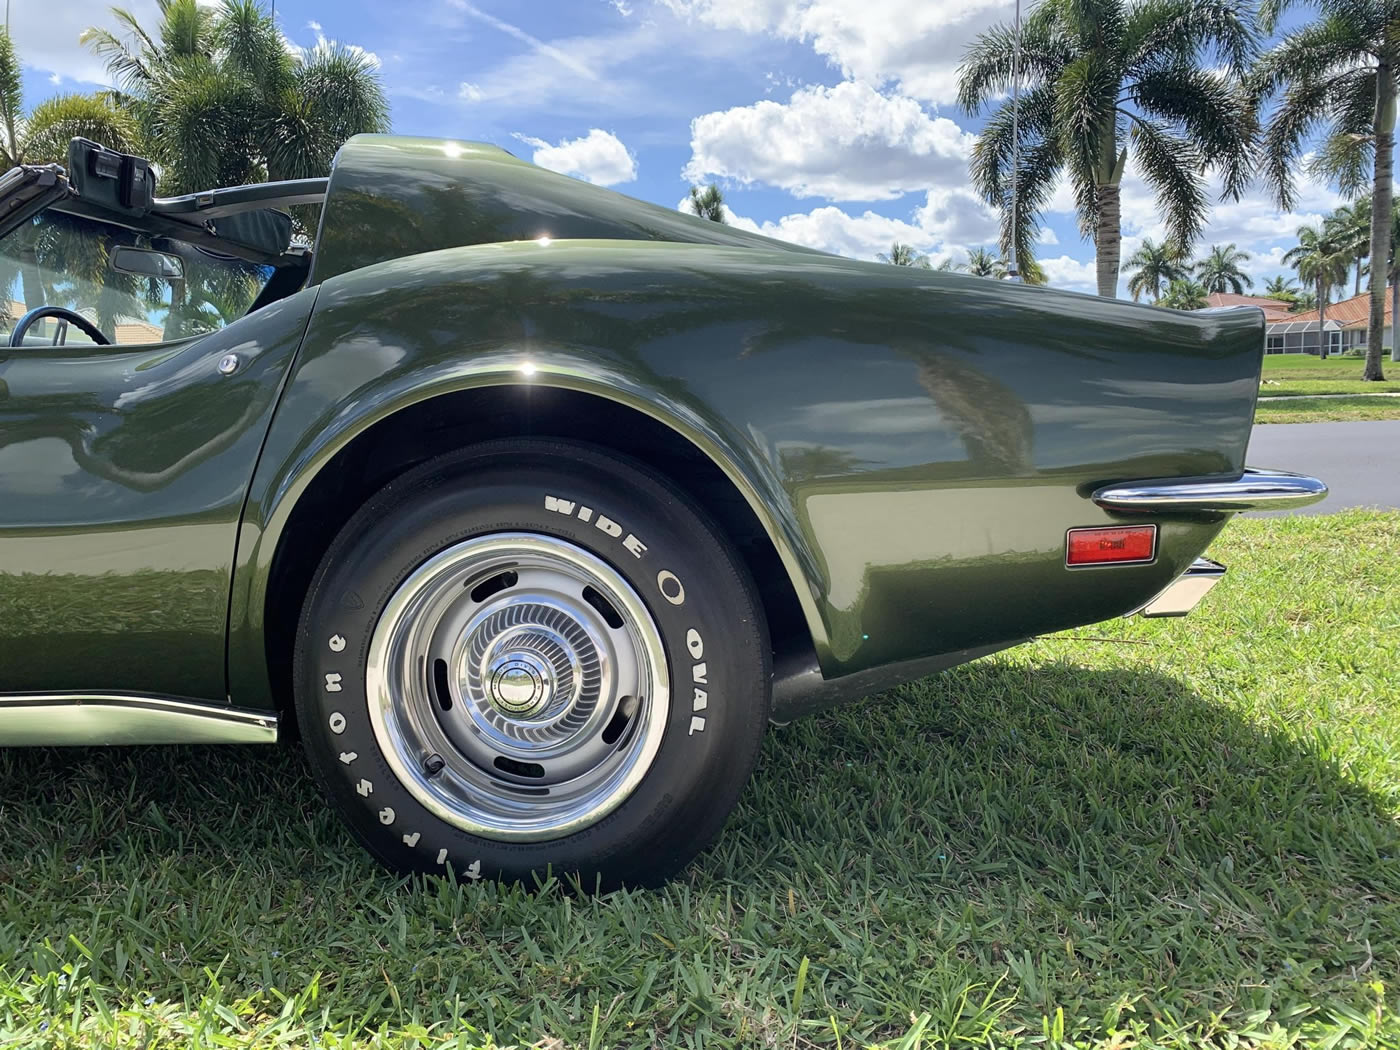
(1203, 292), (1295, 321)
(1288, 286), (1396, 328)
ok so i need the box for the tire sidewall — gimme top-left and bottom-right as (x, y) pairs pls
(294, 441), (768, 887)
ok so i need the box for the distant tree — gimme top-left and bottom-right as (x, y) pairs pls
(1263, 274), (1298, 298)
(1194, 243), (1253, 294)
(1290, 289), (1318, 312)
(935, 256), (966, 272)
(1160, 278), (1209, 310)
(1326, 200), (1371, 297)
(1284, 223), (1350, 358)
(1125, 238), (1187, 302)
(0, 30), (136, 167)
(685, 184), (727, 223)
(82, 0), (389, 193)
(964, 246), (1006, 278)
(878, 241), (933, 268)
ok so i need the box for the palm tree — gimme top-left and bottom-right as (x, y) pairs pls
(1160, 278), (1209, 310)
(0, 30), (137, 167)
(1388, 206), (1400, 361)
(82, 0), (389, 194)
(959, 246), (1004, 277)
(1284, 223), (1351, 359)
(877, 241), (933, 268)
(685, 184), (727, 223)
(1125, 238), (1187, 302)
(1263, 274), (1298, 298)
(1254, 0), (1389, 379)
(1326, 200), (1371, 296)
(1194, 243), (1253, 294)
(958, 0), (1255, 298)
(1290, 289), (1319, 312)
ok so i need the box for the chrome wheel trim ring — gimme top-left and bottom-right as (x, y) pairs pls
(366, 532), (670, 841)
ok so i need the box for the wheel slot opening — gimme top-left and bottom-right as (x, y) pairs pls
(581, 585), (624, 629)
(493, 755), (546, 779)
(601, 695), (638, 746)
(469, 569), (518, 603)
(432, 658), (452, 711)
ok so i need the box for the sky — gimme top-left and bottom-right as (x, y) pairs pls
(9, 0), (1353, 297)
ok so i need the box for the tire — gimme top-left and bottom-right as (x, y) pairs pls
(293, 439), (770, 888)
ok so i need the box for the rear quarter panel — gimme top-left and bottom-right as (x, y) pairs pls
(232, 240), (1259, 702)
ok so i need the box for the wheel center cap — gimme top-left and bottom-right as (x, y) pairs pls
(487, 652), (553, 717)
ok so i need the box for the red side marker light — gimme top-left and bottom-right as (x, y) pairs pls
(1066, 525), (1157, 567)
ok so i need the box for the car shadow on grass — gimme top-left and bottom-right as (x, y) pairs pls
(0, 657), (1395, 1041)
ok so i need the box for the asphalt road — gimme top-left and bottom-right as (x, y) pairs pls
(1246, 419), (1400, 515)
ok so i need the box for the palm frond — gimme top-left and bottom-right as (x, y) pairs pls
(1124, 0), (1257, 74)
(1129, 116), (1209, 250)
(0, 30), (22, 168)
(1130, 65), (1254, 199)
(20, 93), (139, 165)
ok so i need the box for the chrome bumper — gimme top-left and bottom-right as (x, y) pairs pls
(1093, 468), (1327, 515)
(1132, 557), (1226, 617)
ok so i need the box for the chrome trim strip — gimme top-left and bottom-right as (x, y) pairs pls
(1093, 468), (1327, 514)
(0, 694), (278, 746)
(1132, 557), (1226, 618)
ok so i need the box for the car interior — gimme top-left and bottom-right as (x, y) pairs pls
(1, 138), (326, 350)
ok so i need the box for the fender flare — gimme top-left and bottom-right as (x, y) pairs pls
(227, 359), (832, 709)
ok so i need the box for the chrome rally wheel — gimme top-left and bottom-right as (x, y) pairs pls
(294, 440), (770, 889)
(367, 533), (669, 840)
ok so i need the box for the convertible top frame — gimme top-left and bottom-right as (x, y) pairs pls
(0, 151), (327, 268)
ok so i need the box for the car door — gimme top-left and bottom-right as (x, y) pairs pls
(0, 204), (314, 701)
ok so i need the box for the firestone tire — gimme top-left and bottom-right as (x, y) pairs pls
(293, 439), (770, 889)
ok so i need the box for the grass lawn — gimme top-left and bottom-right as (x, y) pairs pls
(1, 511), (1397, 1049)
(1255, 395), (1400, 424)
(1259, 355), (1400, 397)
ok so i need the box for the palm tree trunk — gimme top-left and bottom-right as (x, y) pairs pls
(1095, 184), (1122, 298)
(1393, 276), (1400, 362)
(1318, 277), (1328, 359)
(1365, 64), (1395, 381)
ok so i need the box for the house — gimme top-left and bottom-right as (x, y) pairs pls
(1286, 286), (1396, 354)
(2, 300), (164, 344)
(1205, 292), (1296, 323)
(1201, 292), (1343, 355)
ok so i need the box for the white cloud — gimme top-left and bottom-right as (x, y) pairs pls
(684, 81), (976, 201)
(307, 20), (323, 32)
(7, 0), (159, 84)
(686, 186), (1001, 265)
(516, 129), (638, 186)
(661, 0), (1012, 105)
(459, 82), (485, 101)
(1037, 255), (1098, 294)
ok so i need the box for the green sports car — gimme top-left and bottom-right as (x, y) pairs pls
(0, 136), (1325, 887)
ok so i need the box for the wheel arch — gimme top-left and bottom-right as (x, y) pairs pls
(234, 381), (825, 716)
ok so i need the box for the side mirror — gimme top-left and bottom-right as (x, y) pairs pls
(110, 245), (184, 280)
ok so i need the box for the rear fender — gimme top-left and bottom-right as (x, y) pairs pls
(230, 238), (1259, 706)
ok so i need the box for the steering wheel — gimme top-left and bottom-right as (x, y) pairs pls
(9, 306), (111, 347)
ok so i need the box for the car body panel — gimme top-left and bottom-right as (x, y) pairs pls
(0, 135), (1286, 728)
(228, 235), (1259, 708)
(0, 288), (317, 699)
(307, 135), (824, 287)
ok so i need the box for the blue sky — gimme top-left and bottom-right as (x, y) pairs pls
(13, 0), (1346, 295)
